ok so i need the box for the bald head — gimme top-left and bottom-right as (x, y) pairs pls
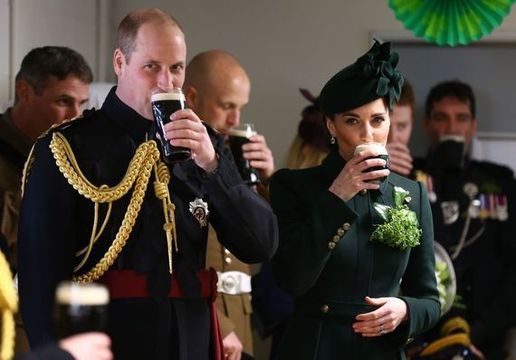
(184, 50), (250, 133)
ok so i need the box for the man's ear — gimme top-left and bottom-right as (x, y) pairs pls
(184, 86), (198, 109)
(15, 79), (32, 103)
(113, 48), (125, 77)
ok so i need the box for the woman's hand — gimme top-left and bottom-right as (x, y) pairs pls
(352, 296), (407, 337)
(329, 149), (389, 201)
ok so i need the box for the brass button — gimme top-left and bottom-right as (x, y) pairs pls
(224, 248), (231, 254)
(337, 228), (345, 236)
(360, 189), (367, 196)
(332, 235), (340, 242)
(342, 222), (351, 231)
(327, 242), (336, 250)
(321, 304), (329, 313)
(224, 256), (232, 264)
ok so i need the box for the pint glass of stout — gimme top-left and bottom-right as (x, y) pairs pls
(354, 142), (389, 184)
(151, 88), (191, 163)
(228, 123), (260, 185)
(54, 281), (109, 339)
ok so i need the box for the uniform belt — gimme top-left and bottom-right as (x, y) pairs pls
(101, 269), (218, 301)
(216, 271), (252, 295)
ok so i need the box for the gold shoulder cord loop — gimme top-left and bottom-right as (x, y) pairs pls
(49, 132), (177, 282)
(153, 161), (178, 274)
(0, 252), (17, 360)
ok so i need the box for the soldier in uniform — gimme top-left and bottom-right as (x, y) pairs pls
(0, 46), (92, 356)
(184, 50), (275, 360)
(0, 46), (92, 271)
(17, 8), (278, 360)
(413, 80), (516, 359)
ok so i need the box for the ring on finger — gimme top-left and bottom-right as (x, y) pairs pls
(379, 324), (386, 335)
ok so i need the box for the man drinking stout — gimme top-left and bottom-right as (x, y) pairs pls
(228, 124), (260, 185)
(151, 89), (191, 162)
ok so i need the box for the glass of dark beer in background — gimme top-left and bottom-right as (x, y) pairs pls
(354, 142), (389, 184)
(151, 88), (191, 163)
(228, 123), (260, 185)
(54, 282), (109, 339)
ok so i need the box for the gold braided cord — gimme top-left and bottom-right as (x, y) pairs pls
(20, 144), (36, 198)
(50, 132), (153, 203)
(48, 132), (161, 283)
(153, 161), (177, 274)
(0, 252), (17, 360)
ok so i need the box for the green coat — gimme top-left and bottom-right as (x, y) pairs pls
(270, 150), (440, 360)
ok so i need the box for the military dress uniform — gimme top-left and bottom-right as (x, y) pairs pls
(0, 110), (33, 355)
(270, 150), (440, 360)
(0, 109), (32, 270)
(413, 155), (516, 359)
(205, 226), (254, 355)
(17, 88), (278, 360)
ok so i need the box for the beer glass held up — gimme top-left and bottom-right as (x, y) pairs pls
(354, 142), (389, 184)
(151, 88), (192, 163)
(54, 281), (109, 339)
(228, 123), (260, 185)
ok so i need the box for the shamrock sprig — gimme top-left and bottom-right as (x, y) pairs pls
(370, 186), (421, 250)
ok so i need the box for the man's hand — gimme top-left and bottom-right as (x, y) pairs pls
(223, 331), (243, 360)
(386, 142), (413, 176)
(243, 133), (274, 182)
(163, 109), (218, 172)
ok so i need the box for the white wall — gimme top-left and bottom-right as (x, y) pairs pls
(110, 0), (516, 168)
(0, 0), (110, 101)
(3, 0), (516, 168)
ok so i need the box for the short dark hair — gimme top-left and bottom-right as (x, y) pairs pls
(425, 80), (476, 118)
(397, 79), (415, 113)
(15, 46), (93, 98)
(117, 8), (183, 63)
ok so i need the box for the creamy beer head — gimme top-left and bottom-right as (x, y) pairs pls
(55, 282), (109, 306)
(228, 123), (260, 185)
(354, 142), (388, 156)
(151, 91), (185, 103)
(228, 125), (256, 139)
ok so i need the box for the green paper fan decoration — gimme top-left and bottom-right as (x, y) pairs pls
(389, 0), (516, 46)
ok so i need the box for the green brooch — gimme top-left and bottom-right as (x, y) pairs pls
(371, 186), (421, 250)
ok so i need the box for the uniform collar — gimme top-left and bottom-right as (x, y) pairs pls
(321, 148), (389, 195)
(101, 86), (152, 142)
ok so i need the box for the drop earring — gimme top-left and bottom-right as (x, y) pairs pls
(330, 136), (336, 145)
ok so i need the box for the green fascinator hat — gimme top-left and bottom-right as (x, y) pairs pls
(319, 40), (404, 116)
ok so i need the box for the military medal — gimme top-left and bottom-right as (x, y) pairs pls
(189, 198), (209, 227)
(441, 201), (459, 225)
(496, 195), (509, 221)
(479, 194), (489, 220)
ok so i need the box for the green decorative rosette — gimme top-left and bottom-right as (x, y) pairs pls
(389, 0), (516, 46)
(371, 186), (421, 250)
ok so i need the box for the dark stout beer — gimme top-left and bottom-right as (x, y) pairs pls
(54, 282), (109, 338)
(354, 142), (389, 183)
(228, 124), (260, 185)
(151, 89), (191, 163)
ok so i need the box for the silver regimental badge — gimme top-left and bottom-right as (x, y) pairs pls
(463, 182), (479, 200)
(189, 198), (209, 227)
(441, 201), (459, 225)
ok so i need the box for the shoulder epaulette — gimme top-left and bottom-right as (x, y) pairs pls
(37, 107), (96, 139)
